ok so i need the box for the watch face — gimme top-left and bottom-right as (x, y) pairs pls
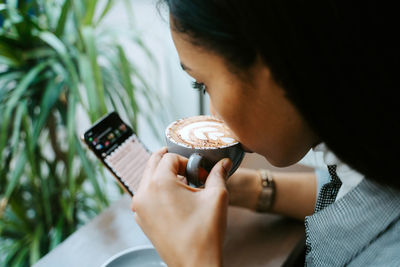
(256, 170), (275, 212)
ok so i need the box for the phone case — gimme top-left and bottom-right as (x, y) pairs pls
(81, 112), (151, 196)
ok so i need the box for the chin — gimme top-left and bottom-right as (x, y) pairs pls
(264, 153), (305, 168)
(268, 159), (295, 168)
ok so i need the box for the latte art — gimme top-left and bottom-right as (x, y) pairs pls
(166, 116), (238, 148)
(180, 121), (236, 146)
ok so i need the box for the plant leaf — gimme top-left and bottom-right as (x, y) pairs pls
(11, 246), (29, 267)
(82, 26), (107, 115)
(0, 61), (49, 168)
(38, 31), (80, 88)
(2, 236), (27, 265)
(21, 47), (55, 61)
(78, 53), (99, 121)
(117, 45), (138, 131)
(5, 0), (23, 24)
(75, 137), (108, 208)
(29, 224), (42, 265)
(49, 216), (64, 250)
(66, 90), (77, 223)
(95, 0), (114, 26)
(83, 0), (99, 26)
(32, 79), (64, 142)
(0, 55), (20, 67)
(55, 0), (72, 37)
(7, 101), (25, 159)
(22, 110), (53, 228)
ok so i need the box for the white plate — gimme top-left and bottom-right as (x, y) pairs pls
(101, 245), (167, 267)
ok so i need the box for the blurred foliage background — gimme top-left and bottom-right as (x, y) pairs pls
(0, 0), (161, 266)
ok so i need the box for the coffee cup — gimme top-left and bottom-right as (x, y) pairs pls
(165, 115), (245, 187)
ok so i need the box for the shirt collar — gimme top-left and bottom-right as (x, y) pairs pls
(312, 143), (341, 166)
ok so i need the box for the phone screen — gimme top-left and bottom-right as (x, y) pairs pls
(82, 112), (150, 196)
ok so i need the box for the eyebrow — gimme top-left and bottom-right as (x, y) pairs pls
(180, 63), (192, 72)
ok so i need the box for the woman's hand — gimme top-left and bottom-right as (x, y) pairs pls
(131, 148), (232, 267)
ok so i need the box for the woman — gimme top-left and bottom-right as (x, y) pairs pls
(131, 1), (400, 266)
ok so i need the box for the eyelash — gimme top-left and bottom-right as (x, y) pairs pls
(191, 81), (207, 95)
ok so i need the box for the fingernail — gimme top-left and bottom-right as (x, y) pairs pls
(222, 158), (232, 177)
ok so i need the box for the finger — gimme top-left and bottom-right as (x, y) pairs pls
(131, 196), (137, 212)
(177, 175), (188, 185)
(140, 147), (168, 187)
(205, 158), (232, 189)
(145, 147), (168, 173)
(157, 153), (189, 177)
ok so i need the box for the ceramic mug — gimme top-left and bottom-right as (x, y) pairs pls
(165, 116), (245, 187)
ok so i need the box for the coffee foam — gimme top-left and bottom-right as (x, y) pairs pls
(166, 116), (239, 149)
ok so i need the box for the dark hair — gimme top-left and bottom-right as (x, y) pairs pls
(162, 0), (400, 189)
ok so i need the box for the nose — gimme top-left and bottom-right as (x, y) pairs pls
(209, 103), (251, 152)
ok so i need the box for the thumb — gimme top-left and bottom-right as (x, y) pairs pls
(205, 158), (232, 189)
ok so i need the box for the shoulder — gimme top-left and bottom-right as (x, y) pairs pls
(305, 178), (400, 266)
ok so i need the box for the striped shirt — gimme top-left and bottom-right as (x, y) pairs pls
(301, 144), (400, 266)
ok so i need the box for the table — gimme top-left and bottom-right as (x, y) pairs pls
(33, 194), (304, 267)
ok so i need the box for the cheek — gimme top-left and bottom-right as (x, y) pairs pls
(209, 86), (314, 167)
(208, 88), (255, 144)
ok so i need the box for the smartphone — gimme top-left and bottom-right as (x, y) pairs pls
(81, 111), (151, 196)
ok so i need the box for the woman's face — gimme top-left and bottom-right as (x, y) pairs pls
(170, 27), (320, 167)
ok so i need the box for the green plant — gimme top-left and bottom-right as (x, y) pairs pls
(0, 0), (162, 266)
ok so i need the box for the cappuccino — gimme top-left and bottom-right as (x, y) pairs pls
(166, 116), (238, 149)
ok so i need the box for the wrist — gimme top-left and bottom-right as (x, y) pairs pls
(226, 169), (261, 210)
(190, 257), (222, 267)
(185, 246), (222, 267)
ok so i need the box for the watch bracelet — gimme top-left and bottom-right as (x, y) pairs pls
(256, 169), (276, 212)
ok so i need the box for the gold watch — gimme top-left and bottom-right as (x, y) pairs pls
(256, 169), (276, 212)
